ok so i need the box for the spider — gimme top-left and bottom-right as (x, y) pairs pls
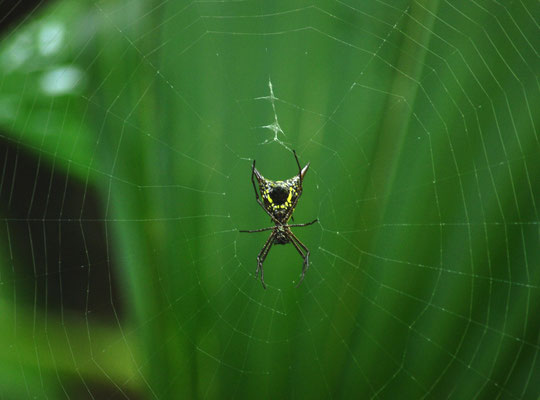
(240, 150), (318, 289)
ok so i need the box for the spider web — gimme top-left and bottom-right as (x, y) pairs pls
(0, 0), (539, 398)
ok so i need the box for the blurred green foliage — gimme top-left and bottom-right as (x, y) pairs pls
(0, 0), (539, 398)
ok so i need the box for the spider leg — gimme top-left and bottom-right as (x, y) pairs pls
(239, 226), (275, 233)
(256, 232), (275, 289)
(286, 219), (318, 229)
(289, 230), (310, 253)
(287, 231), (311, 287)
(288, 235), (309, 287)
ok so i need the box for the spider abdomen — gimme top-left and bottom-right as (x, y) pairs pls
(260, 179), (301, 223)
(269, 185), (289, 204)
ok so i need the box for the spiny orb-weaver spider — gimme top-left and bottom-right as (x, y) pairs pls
(240, 150), (318, 289)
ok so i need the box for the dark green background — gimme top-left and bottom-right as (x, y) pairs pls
(0, 0), (539, 398)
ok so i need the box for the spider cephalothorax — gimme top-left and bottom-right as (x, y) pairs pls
(240, 151), (318, 289)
